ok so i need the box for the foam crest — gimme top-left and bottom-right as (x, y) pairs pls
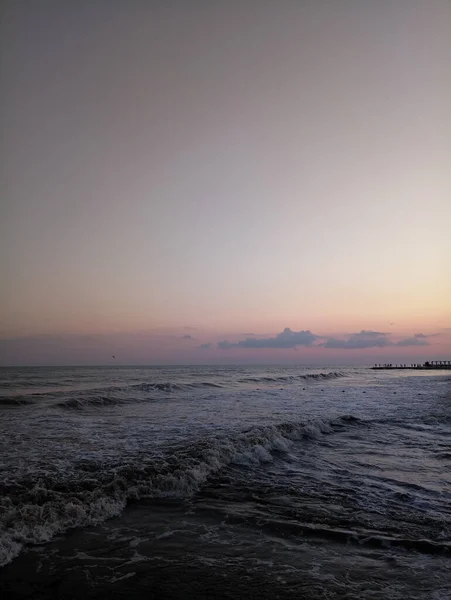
(131, 381), (223, 393)
(0, 413), (362, 566)
(240, 371), (348, 384)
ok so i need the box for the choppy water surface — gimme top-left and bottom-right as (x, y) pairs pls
(0, 366), (450, 598)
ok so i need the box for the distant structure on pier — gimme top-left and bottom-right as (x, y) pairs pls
(372, 360), (451, 370)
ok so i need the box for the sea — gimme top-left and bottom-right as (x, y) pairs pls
(0, 365), (450, 599)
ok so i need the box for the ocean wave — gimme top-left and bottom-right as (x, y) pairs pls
(0, 380), (226, 410)
(222, 514), (451, 555)
(56, 381), (225, 409)
(0, 373), (347, 411)
(130, 381), (223, 393)
(0, 395), (37, 406)
(240, 371), (348, 384)
(0, 414), (361, 567)
(56, 395), (132, 409)
(435, 452), (451, 460)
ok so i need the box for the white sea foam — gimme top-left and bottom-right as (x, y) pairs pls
(0, 415), (361, 566)
(0, 535), (22, 569)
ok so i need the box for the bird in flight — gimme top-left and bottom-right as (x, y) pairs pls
(112, 356), (115, 359)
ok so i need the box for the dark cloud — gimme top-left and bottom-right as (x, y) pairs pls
(218, 328), (318, 350)
(181, 334), (194, 340)
(413, 333), (440, 340)
(217, 341), (233, 349)
(323, 330), (438, 349)
(323, 330), (391, 349)
(217, 328), (440, 351)
(396, 333), (430, 347)
(359, 330), (387, 337)
(199, 343), (212, 349)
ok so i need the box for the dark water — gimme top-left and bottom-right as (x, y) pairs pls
(0, 366), (450, 599)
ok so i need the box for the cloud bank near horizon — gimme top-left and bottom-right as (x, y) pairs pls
(323, 330), (391, 349)
(217, 328), (318, 350)
(217, 329), (437, 350)
(0, 327), (446, 366)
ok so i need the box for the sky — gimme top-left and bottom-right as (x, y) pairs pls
(1, 0), (450, 366)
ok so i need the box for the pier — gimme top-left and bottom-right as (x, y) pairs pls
(372, 360), (451, 370)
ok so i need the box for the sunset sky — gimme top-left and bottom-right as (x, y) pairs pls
(1, 1), (450, 365)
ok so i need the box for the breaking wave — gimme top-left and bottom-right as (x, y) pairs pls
(130, 381), (224, 392)
(0, 414), (361, 567)
(0, 373), (346, 411)
(0, 380), (225, 409)
(240, 371), (348, 384)
(57, 395), (131, 409)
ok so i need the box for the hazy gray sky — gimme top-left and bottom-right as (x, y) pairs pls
(1, 1), (450, 364)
